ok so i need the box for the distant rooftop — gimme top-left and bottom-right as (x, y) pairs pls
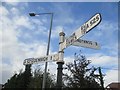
(106, 82), (120, 89)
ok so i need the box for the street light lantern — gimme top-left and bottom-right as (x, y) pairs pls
(29, 13), (36, 16)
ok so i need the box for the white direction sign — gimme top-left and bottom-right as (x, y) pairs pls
(23, 53), (59, 65)
(62, 13), (101, 49)
(71, 39), (100, 49)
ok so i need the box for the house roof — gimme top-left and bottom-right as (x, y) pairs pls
(106, 82), (120, 89)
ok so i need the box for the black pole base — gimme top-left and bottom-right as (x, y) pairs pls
(56, 62), (64, 90)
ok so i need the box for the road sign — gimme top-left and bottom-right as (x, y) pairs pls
(71, 39), (100, 49)
(62, 13), (101, 50)
(23, 53), (59, 65)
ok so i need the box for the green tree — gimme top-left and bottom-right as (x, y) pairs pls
(3, 64), (32, 90)
(3, 64), (55, 89)
(63, 52), (101, 88)
(28, 68), (43, 89)
(2, 73), (18, 89)
(28, 68), (55, 89)
(45, 71), (56, 88)
(23, 64), (32, 89)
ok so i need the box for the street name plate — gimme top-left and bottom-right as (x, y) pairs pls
(23, 53), (59, 65)
(72, 39), (100, 49)
(74, 13), (101, 40)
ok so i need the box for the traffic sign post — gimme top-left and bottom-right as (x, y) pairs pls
(23, 13), (102, 89)
(56, 13), (101, 89)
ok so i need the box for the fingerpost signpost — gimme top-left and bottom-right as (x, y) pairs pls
(23, 13), (102, 89)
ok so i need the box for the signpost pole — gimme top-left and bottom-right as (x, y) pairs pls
(56, 32), (65, 89)
(24, 13), (102, 89)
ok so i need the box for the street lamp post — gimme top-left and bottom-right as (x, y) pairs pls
(29, 12), (53, 90)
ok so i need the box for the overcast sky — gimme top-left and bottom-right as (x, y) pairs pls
(1, 1), (119, 87)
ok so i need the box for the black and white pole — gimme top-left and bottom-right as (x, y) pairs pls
(56, 32), (65, 89)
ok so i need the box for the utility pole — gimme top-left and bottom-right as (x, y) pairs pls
(99, 67), (104, 90)
(29, 12), (53, 90)
(56, 32), (65, 90)
(42, 13), (53, 90)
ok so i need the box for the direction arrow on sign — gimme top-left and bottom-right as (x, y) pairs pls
(23, 53), (59, 65)
(62, 13), (101, 50)
(71, 39), (100, 49)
